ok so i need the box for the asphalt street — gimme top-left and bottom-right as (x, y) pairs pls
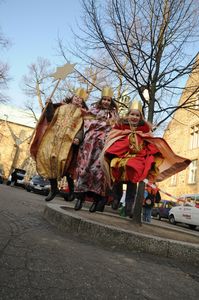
(0, 184), (199, 300)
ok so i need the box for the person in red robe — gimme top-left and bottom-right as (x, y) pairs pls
(101, 100), (191, 217)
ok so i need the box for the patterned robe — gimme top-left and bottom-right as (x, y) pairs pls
(75, 105), (118, 196)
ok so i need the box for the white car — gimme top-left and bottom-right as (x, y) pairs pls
(169, 203), (199, 230)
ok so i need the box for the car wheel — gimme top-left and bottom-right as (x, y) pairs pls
(157, 213), (161, 220)
(188, 224), (196, 230)
(169, 214), (176, 225)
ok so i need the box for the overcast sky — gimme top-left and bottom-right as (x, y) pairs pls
(1, 0), (82, 106)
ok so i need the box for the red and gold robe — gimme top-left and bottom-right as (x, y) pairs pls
(101, 122), (191, 186)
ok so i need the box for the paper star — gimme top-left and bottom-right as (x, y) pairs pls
(49, 63), (76, 81)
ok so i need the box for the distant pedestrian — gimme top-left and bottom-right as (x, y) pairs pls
(142, 185), (161, 223)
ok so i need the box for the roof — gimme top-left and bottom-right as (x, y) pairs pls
(0, 104), (40, 128)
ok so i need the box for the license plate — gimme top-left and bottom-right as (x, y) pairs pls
(35, 186), (42, 190)
(17, 180), (24, 184)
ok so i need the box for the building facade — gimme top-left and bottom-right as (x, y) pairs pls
(0, 105), (37, 179)
(158, 68), (199, 198)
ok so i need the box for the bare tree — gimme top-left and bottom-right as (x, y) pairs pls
(21, 56), (98, 112)
(21, 57), (53, 110)
(69, 0), (199, 124)
(57, 35), (134, 105)
(0, 27), (11, 103)
(56, 37), (108, 101)
(67, 0), (199, 223)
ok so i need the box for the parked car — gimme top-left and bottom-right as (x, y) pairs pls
(152, 200), (177, 220)
(169, 202), (199, 230)
(26, 175), (50, 196)
(7, 168), (26, 188)
(178, 194), (199, 205)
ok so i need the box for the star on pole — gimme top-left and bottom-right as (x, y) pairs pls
(49, 63), (76, 81)
(32, 63), (76, 139)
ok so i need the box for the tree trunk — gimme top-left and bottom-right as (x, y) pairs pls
(131, 181), (145, 224)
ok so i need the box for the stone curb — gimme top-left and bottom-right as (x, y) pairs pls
(43, 204), (199, 264)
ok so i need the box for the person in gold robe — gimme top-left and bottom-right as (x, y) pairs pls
(30, 88), (88, 201)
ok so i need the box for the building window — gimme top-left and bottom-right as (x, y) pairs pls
(195, 93), (199, 109)
(170, 174), (177, 186)
(190, 124), (199, 149)
(188, 160), (197, 184)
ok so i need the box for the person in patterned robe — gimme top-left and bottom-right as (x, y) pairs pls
(74, 86), (118, 212)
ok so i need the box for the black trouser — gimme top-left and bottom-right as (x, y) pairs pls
(66, 173), (74, 193)
(112, 181), (137, 205)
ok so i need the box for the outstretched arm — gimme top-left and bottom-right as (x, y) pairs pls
(45, 100), (55, 122)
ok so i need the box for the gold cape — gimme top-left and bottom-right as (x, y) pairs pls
(35, 103), (83, 179)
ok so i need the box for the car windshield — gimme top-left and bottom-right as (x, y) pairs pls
(15, 169), (26, 175)
(157, 201), (176, 208)
(179, 194), (199, 202)
(32, 176), (49, 184)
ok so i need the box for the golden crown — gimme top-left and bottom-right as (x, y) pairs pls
(130, 99), (143, 113)
(101, 86), (114, 98)
(75, 88), (88, 101)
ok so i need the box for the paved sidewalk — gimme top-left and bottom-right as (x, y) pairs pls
(1, 185), (199, 299)
(44, 201), (199, 264)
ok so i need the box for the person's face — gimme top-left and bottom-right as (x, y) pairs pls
(128, 109), (141, 126)
(72, 95), (83, 107)
(101, 96), (112, 109)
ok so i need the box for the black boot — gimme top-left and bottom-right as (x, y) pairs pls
(124, 182), (137, 217)
(96, 197), (107, 212)
(89, 200), (98, 213)
(89, 194), (106, 213)
(111, 182), (123, 210)
(111, 198), (120, 210)
(74, 193), (85, 210)
(124, 202), (133, 218)
(45, 179), (59, 202)
(67, 193), (75, 201)
(66, 173), (74, 201)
